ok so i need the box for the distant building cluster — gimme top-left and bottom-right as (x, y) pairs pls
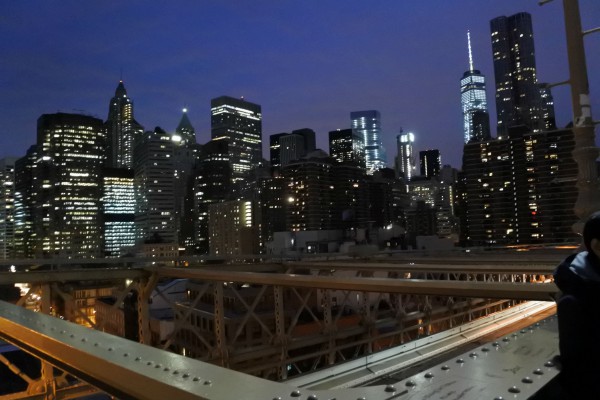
(0, 11), (581, 260)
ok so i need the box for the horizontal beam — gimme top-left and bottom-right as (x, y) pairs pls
(0, 301), (399, 400)
(287, 261), (557, 274)
(0, 268), (150, 285)
(155, 267), (559, 301)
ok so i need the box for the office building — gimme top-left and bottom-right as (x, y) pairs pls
(208, 200), (259, 256)
(13, 147), (37, 259)
(279, 129), (316, 167)
(102, 168), (135, 257)
(328, 128), (366, 168)
(211, 96), (262, 193)
(269, 133), (287, 168)
(175, 108), (196, 145)
(283, 150), (335, 232)
(490, 12), (546, 136)
(461, 31), (490, 143)
(105, 81), (144, 168)
(133, 127), (178, 245)
(33, 113), (105, 258)
(395, 132), (416, 181)
(351, 110), (386, 173)
(419, 149), (441, 179)
(193, 139), (231, 254)
(461, 127), (578, 245)
(0, 158), (17, 259)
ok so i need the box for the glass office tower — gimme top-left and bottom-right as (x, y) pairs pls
(351, 110), (386, 174)
(461, 31), (490, 143)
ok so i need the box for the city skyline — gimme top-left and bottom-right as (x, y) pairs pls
(1, 1), (599, 168)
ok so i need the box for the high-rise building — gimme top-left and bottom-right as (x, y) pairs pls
(175, 108), (196, 145)
(33, 113), (105, 258)
(351, 110), (386, 173)
(102, 168), (135, 257)
(269, 133), (287, 168)
(105, 81), (144, 168)
(193, 139), (231, 254)
(208, 200), (258, 257)
(0, 158), (17, 259)
(328, 128), (366, 168)
(283, 150), (335, 231)
(419, 149), (441, 179)
(538, 83), (557, 131)
(13, 146), (36, 259)
(395, 132), (415, 181)
(211, 96), (262, 193)
(461, 31), (490, 143)
(133, 127), (178, 245)
(490, 13), (544, 136)
(461, 127), (578, 245)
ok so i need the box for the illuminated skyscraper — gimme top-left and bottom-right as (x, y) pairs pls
(102, 168), (135, 257)
(13, 146), (36, 259)
(211, 96), (262, 193)
(34, 113), (105, 258)
(351, 110), (386, 173)
(175, 108), (196, 145)
(395, 132), (415, 181)
(461, 31), (490, 143)
(490, 13), (543, 136)
(106, 81), (144, 168)
(0, 157), (17, 259)
(419, 149), (441, 179)
(328, 128), (366, 168)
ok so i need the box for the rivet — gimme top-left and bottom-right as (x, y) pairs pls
(520, 329), (526, 334)
(60, 330), (66, 334)
(493, 342), (500, 347)
(183, 373), (189, 378)
(441, 365), (450, 370)
(384, 384), (396, 392)
(469, 352), (478, 358)
(123, 353), (129, 357)
(502, 337), (510, 342)
(544, 361), (555, 368)
(135, 357), (141, 361)
(193, 377), (200, 382)
(508, 386), (520, 393)
(108, 348), (113, 352)
(272, 398), (282, 400)
(456, 358), (465, 364)
(494, 397), (504, 400)
(173, 370), (179, 375)
(94, 343), (99, 347)
(290, 390), (301, 397)
(146, 361), (153, 366)
(522, 377), (533, 384)
(163, 367), (170, 372)
(424, 372), (434, 378)
(204, 380), (211, 385)
(533, 368), (544, 375)
(307, 395), (318, 400)
(155, 364), (161, 369)
(405, 380), (416, 387)
(81, 338), (87, 342)
(70, 334), (75, 338)
(481, 347), (490, 352)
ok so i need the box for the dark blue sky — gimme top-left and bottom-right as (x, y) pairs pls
(1, 1), (599, 168)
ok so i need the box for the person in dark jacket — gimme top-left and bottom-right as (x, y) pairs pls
(554, 212), (600, 398)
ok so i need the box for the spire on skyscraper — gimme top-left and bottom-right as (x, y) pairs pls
(467, 31), (474, 72)
(176, 108), (196, 144)
(115, 80), (127, 98)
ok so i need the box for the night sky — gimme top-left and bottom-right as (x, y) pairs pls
(1, 1), (599, 169)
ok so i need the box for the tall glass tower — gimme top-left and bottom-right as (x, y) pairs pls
(106, 81), (144, 169)
(490, 12), (542, 136)
(351, 110), (386, 173)
(211, 96), (262, 193)
(461, 31), (490, 143)
(395, 132), (415, 181)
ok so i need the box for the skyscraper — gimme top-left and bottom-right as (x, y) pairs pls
(351, 110), (386, 173)
(490, 12), (543, 136)
(419, 149), (441, 179)
(0, 158), (17, 259)
(395, 132), (415, 181)
(211, 96), (262, 193)
(105, 81), (144, 169)
(328, 128), (366, 168)
(461, 31), (490, 143)
(102, 168), (135, 257)
(13, 146), (36, 259)
(34, 113), (105, 258)
(175, 108), (196, 145)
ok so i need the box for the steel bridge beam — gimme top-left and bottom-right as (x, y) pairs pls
(155, 267), (559, 301)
